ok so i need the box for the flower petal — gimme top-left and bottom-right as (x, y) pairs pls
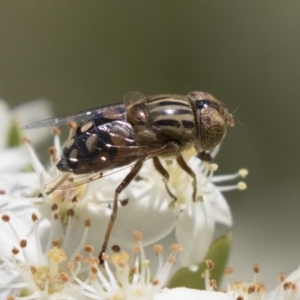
(175, 199), (215, 268)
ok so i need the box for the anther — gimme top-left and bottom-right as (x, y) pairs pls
(253, 263), (260, 274)
(278, 272), (286, 282)
(1, 214), (10, 222)
(0, 189), (5, 195)
(74, 254), (83, 262)
(209, 279), (217, 289)
(208, 163), (218, 172)
(66, 209), (75, 217)
(167, 257), (177, 265)
(134, 231), (142, 241)
(248, 284), (255, 294)
(52, 239), (61, 247)
(133, 245), (140, 253)
(237, 182), (247, 190)
(239, 169), (248, 178)
(54, 213), (60, 220)
(11, 247), (19, 255)
(120, 198), (129, 206)
(52, 127), (61, 136)
(152, 279), (160, 286)
(84, 218), (91, 227)
(206, 260), (214, 270)
(65, 263), (74, 271)
(224, 267), (233, 276)
(112, 245), (121, 253)
(31, 213), (38, 222)
(30, 266), (37, 274)
(7, 295), (16, 300)
(67, 122), (77, 129)
(83, 245), (94, 253)
(170, 244), (182, 253)
(91, 266), (98, 274)
(101, 253), (109, 261)
(19, 239), (27, 248)
(236, 297), (244, 300)
(154, 244), (164, 255)
(22, 137), (31, 144)
(51, 203), (59, 211)
(59, 272), (69, 283)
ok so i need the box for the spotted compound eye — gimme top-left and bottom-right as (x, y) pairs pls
(187, 91), (232, 152)
(199, 104), (226, 151)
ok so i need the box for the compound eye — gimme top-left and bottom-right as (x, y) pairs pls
(200, 106), (226, 151)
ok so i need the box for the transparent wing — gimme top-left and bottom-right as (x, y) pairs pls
(123, 91), (145, 104)
(23, 103), (121, 129)
(41, 145), (152, 193)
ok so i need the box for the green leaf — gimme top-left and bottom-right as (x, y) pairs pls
(7, 119), (22, 147)
(168, 232), (232, 290)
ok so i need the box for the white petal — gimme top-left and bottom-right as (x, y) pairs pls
(154, 288), (233, 300)
(0, 265), (21, 298)
(212, 186), (232, 227)
(175, 199), (215, 268)
(0, 147), (30, 172)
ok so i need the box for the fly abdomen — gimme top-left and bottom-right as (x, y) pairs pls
(58, 120), (136, 175)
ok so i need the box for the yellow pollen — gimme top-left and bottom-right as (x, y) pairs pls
(142, 260), (149, 268)
(239, 168), (248, 177)
(48, 247), (67, 264)
(33, 266), (65, 294)
(110, 252), (130, 267)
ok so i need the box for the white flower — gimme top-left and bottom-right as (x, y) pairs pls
(0, 99), (52, 172)
(25, 129), (247, 270)
(0, 194), (196, 300)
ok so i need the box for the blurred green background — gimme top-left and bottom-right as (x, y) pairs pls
(1, 0), (299, 289)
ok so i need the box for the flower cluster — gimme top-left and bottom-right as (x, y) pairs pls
(3, 100), (297, 300)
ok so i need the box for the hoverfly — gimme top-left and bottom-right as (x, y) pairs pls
(24, 91), (234, 261)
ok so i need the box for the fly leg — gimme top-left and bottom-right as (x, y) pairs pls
(152, 157), (177, 202)
(176, 154), (197, 201)
(99, 159), (144, 263)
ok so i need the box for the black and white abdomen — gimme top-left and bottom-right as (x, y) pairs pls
(57, 120), (137, 175)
